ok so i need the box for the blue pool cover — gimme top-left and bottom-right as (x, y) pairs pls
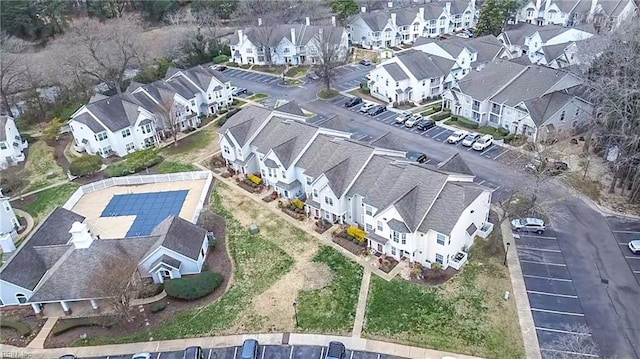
(100, 190), (189, 237)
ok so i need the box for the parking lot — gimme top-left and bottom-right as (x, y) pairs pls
(330, 64), (370, 91)
(515, 230), (599, 358)
(327, 95), (517, 162)
(89, 345), (407, 359)
(607, 216), (640, 283)
(220, 68), (283, 86)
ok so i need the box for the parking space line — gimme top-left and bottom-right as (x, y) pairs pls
(207, 348), (212, 359)
(320, 347), (325, 358)
(261, 347), (266, 359)
(477, 180), (486, 185)
(541, 348), (599, 358)
(619, 242), (629, 245)
(612, 230), (640, 233)
(527, 290), (578, 298)
(516, 234), (558, 240)
(520, 259), (566, 266)
(493, 148), (509, 160)
(634, 270), (640, 273)
(531, 308), (584, 316)
(518, 246), (562, 253)
(289, 345), (294, 359)
(157, 353), (161, 359)
(432, 129), (447, 138)
(234, 347), (238, 357)
(536, 327), (591, 336)
(524, 274), (572, 282)
(625, 256), (640, 260)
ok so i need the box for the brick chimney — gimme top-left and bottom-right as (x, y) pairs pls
(238, 30), (243, 45)
(291, 28), (297, 45)
(361, 6), (367, 12)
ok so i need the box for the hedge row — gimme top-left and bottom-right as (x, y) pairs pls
(432, 110), (452, 121)
(165, 271), (224, 301)
(451, 115), (479, 129)
(420, 104), (442, 117)
(69, 155), (103, 177)
(1, 319), (31, 336)
(52, 318), (112, 336)
(213, 55), (229, 64)
(104, 149), (162, 177)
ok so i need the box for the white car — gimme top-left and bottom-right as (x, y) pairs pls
(461, 133), (480, 147)
(405, 114), (423, 128)
(358, 102), (376, 113)
(395, 112), (413, 124)
(472, 134), (494, 151)
(447, 130), (468, 144)
(132, 353), (151, 359)
(511, 217), (546, 234)
(629, 239), (640, 254)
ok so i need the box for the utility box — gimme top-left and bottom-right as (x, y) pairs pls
(249, 223), (259, 235)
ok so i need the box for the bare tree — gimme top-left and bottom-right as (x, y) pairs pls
(91, 253), (141, 322)
(0, 33), (29, 117)
(313, 27), (348, 91)
(157, 97), (182, 147)
(57, 14), (147, 94)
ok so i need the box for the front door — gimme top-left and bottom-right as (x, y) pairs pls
(160, 270), (171, 282)
(377, 244), (383, 252)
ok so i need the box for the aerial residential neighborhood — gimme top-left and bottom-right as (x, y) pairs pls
(0, 1), (639, 359)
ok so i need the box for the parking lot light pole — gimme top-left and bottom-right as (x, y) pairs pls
(504, 242), (510, 266)
(293, 301), (299, 327)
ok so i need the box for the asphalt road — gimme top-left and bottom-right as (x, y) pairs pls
(220, 65), (640, 358)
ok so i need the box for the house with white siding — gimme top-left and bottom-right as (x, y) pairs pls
(414, 35), (504, 72)
(0, 189), (19, 253)
(218, 105), (493, 269)
(0, 114), (28, 170)
(443, 59), (592, 141)
(229, 18), (349, 66)
(348, 1), (477, 49)
(69, 66), (231, 158)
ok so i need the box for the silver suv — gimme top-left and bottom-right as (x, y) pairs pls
(511, 217), (546, 234)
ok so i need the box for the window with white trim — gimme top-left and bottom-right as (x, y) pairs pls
(366, 223), (373, 232)
(392, 231), (399, 243)
(16, 293), (27, 304)
(125, 142), (135, 151)
(0, 142), (7, 150)
(94, 131), (108, 141)
(324, 196), (333, 206)
(121, 129), (131, 137)
(306, 176), (312, 185)
(223, 146), (230, 154)
(401, 234), (406, 245)
(313, 189), (318, 198)
(391, 247), (397, 255)
(437, 233), (446, 245)
(281, 170), (286, 178)
(365, 205), (373, 216)
(3, 201), (10, 212)
(435, 253), (443, 264)
(376, 221), (383, 231)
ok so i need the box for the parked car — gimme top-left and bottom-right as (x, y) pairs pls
(416, 118), (436, 131)
(367, 105), (387, 116)
(360, 59), (372, 66)
(461, 133), (480, 147)
(511, 218), (546, 234)
(240, 339), (259, 359)
(306, 71), (320, 80)
(325, 341), (346, 359)
(232, 87), (247, 96)
(472, 134), (494, 151)
(629, 239), (640, 254)
(358, 102), (376, 113)
(344, 97), (363, 108)
(447, 130), (468, 144)
(183, 346), (204, 359)
(404, 114), (423, 128)
(132, 353), (151, 359)
(407, 151), (429, 163)
(395, 112), (413, 124)
(213, 65), (227, 72)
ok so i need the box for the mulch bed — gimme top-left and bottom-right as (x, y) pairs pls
(44, 216), (233, 348)
(236, 180), (263, 193)
(411, 267), (459, 286)
(331, 236), (365, 256)
(0, 307), (46, 347)
(377, 256), (399, 274)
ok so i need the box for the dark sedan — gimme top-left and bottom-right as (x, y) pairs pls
(416, 119), (436, 131)
(367, 105), (387, 116)
(344, 97), (363, 108)
(407, 151), (429, 163)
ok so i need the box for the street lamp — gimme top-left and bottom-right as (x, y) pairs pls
(292, 301), (299, 327)
(503, 242), (511, 266)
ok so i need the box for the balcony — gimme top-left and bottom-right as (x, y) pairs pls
(478, 222), (494, 239)
(450, 251), (468, 270)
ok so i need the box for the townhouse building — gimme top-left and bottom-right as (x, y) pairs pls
(0, 189), (20, 253)
(348, 1), (477, 49)
(218, 105), (493, 269)
(229, 18), (349, 66)
(69, 66), (231, 158)
(0, 114), (28, 170)
(442, 59), (592, 141)
(414, 34), (504, 72)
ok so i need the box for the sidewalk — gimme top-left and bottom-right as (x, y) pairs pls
(2, 333), (483, 359)
(13, 208), (34, 242)
(351, 269), (371, 338)
(27, 317), (59, 349)
(10, 180), (71, 202)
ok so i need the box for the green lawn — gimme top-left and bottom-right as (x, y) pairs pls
(318, 89), (339, 99)
(162, 131), (211, 157)
(21, 183), (80, 221)
(75, 187), (294, 345)
(475, 125), (510, 139)
(155, 161), (197, 174)
(21, 141), (66, 193)
(248, 93), (269, 101)
(251, 65), (285, 75)
(364, 235), (524, 359)
(296, 246), (363, 332)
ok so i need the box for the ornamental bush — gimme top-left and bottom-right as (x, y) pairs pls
(213, 54), (229, 64)
(247, 174), (262, 185)
(164, 272), (224, 301)
(291, 198), (305, 210)
(347, 225), (366, 242)
(69, 155), (103, 177)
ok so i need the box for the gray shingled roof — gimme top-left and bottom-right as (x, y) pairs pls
(347, 156), (450, 232)
(29, 236), (159, 302)
(297, 135), (375, 197)
(524, 91), (577, 126)
(368, 132), (409, 151)
(418, 182), (486, 235)
(388, 219), (410, 233)
(396, 50), (455, 80)
(383, 63), (410, 81)
(152, 216), (207, 261)
(437, 153), (474, 176)
(263, 158), (279, 168)
(274, 100), (305, 116)
(71, 113), (104, 133)
(219, 105), (273, 147)
(151, 254), (182, 270)
(82, 93), (146, 132)
(251, 117), (318, 168)
(542, 42), (570, 62)
(239, 25), (344, 47)
(276, 179), (302, 190)
(456, 60), (527, 101)
(0, 208), (85, 290)
(357, 12), (391, 31)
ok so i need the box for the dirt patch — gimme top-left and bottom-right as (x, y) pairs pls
(0, 307), (46, 347)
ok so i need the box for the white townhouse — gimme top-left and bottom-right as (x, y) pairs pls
(0, 189), (20, 253)
(348, 1), (476, 49)
(218, 105), (493, 269)
(0, 114), (28, 170)
(414, 34), (504, 73)
(69, 66), (231, 158)
(0, 207), (212, 314)
(230, 18), (349, 66)
(515, 0), (637, 30)
(368, 49), (455, 104)
(497, 22), (595, 67)
(443, 59), (592, 142)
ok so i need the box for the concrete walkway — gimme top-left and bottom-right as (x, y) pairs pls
(27, 317), (59, 349)
(352, 269), (372, 338)
(13, 208), (34, 242)
(3, 333), (483, 359)
(9, 180), (71, 202)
